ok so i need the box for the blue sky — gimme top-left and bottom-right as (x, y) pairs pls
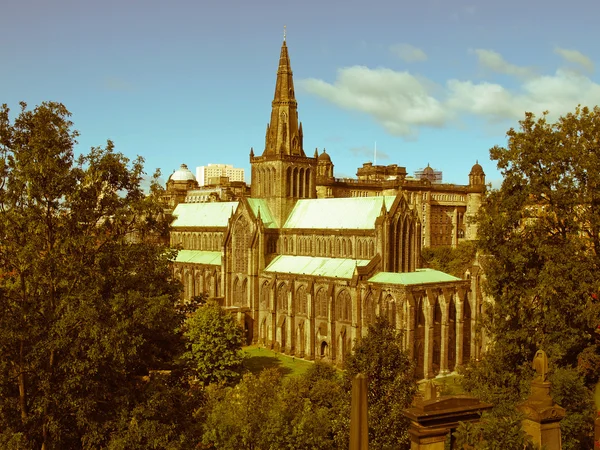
(2, 0), (599, 188)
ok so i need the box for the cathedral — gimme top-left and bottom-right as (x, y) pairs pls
(169, 37), (488, 379)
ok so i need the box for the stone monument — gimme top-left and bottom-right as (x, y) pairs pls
(518, 350), (565, 450)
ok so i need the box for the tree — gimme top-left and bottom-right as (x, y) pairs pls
(464, 106), (600, 447)
(0, 102), (185, 448)
(344, 317), (417, 450)
(421, 241), (477, 277)
(201, 363), (349, 450)
(183, 301), (245, 386)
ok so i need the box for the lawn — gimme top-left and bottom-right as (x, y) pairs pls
(243, 345), (314, 378)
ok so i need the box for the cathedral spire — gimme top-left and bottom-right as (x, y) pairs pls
(262, 32), (304, 157)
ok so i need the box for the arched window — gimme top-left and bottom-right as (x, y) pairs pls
(364, 293), (375, 325)
(277, 283), (288, 312)
(233, 217), (250, 273)
(337, 290), (351, 322)
(297, 285), (307, 315)
(260, 282), (270, 308)
(316, 288), (328, 318)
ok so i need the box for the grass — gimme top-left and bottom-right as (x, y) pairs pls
(243, 345), (314, 378)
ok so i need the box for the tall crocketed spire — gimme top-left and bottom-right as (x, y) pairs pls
(263, 35), (304, 157)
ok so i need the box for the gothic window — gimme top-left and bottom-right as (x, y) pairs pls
(277, 283), (288, 312)
(336, 290), (351, 322)
(233, 217), (250, 273)
(335, 238), (340, 256)
(316, 288), (328, 318)
(385, 294), (396, 327)
(347, 239), (352, 257)
(297, 285), (307, 315)
(364, 293), (375, 325)
(233, 277), (240, 306)
(260, 282), (267, 307)
(357, 240), (363, 258)
(241, 279), (248, 306)
(342, 240), (347, 257)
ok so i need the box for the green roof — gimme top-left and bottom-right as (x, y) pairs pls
(171, 202), (238, 228)
(174, 250), (222, 265)
(283, 196), (397, 229)
(247, 198), (278, 228)
(265, 255), (371, 279)
(368, 269), (462, 285)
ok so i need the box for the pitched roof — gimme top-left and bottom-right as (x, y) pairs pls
(283, 196), (396, 230)
(171, 202), (238, 228)
(368, 269), (462, 286)
(174, 250), (222, 265)
(264, 255), (371, 279)
(246, 198), (278, 228)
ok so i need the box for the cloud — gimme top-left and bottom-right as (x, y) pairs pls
(300, 67), (449, 138)
(103, 76), (135, 92)
(554, 47), (594, 73)
(349, 145), (390, 161)
(300, 47), (600, 138)
(472, 49), (535, 78)
(390, 43), (428, 63)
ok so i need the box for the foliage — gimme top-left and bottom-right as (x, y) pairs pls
(421, 241), (477, 277)
(344, 317), (417, 450)
(462, 106), (600, 447)
(201, 363), (348, 449)
(549, 367), (595, 450)
(453, 411), (536, 450)
(106, 374), (204, 449)
(183, 301), (245, 386)
(0, 102), (185, 448)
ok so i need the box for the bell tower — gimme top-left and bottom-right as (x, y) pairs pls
(250, 30), (317, 227)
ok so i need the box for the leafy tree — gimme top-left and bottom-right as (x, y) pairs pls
(0, 102), (185, 448)
(462, 106), (600, 447)
(421, 241), (477, 277)
(201, 363), (349, 450)
(201, 368), (282, 450)
(344, 317), (417, 450)
(183, 301), (245, 386)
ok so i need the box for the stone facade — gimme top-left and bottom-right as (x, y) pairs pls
(169, 38), (487, 378)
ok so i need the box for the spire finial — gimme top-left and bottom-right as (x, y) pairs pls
(283, 25), (286, 42)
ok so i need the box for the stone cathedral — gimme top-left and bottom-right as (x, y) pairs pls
(169, 37), (488, 379)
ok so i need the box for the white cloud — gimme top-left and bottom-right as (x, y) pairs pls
(350, 145), (390, 160)
(300, 48), (600, 138)
(300, 67), (448, 138)
(390, 43), (428, 63)
(472, 49), (535, 78)
(554, 47), (594, 73)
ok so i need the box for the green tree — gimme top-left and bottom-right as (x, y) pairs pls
(183, 301), (245, 386)
(463, 106), (600, 447)
(344, 317), (417, 450)
(0, 102), (186, 448)
(421, 241), (477, 277)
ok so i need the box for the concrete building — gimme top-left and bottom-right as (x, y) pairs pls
(196, 164), (245, 186)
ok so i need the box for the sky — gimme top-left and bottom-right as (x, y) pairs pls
(2, 0), (599, 189)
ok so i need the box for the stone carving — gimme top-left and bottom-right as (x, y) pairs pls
(532, 349), (548, 382)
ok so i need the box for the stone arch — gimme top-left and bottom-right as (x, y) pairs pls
(286, 166), (292, 197)
(432, 295), (442, 376)
(448, 294), (457, 371)
(363, 292), (375, 326)
(297, 285), (308, 315)
(347, 239), (353, 257)
(336, 289), (352, 322)
(463, 293), (472, 362)
(315, 288), (328, 318)
(299, 167), (305, 198)
(233, 216), (250, 273)
(414, 296), (426, 379)
(369, 240), (375, 258)
(260, 281), (270, 309)
(277, 282), (288, 313)
(241, 278), (248, 307)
